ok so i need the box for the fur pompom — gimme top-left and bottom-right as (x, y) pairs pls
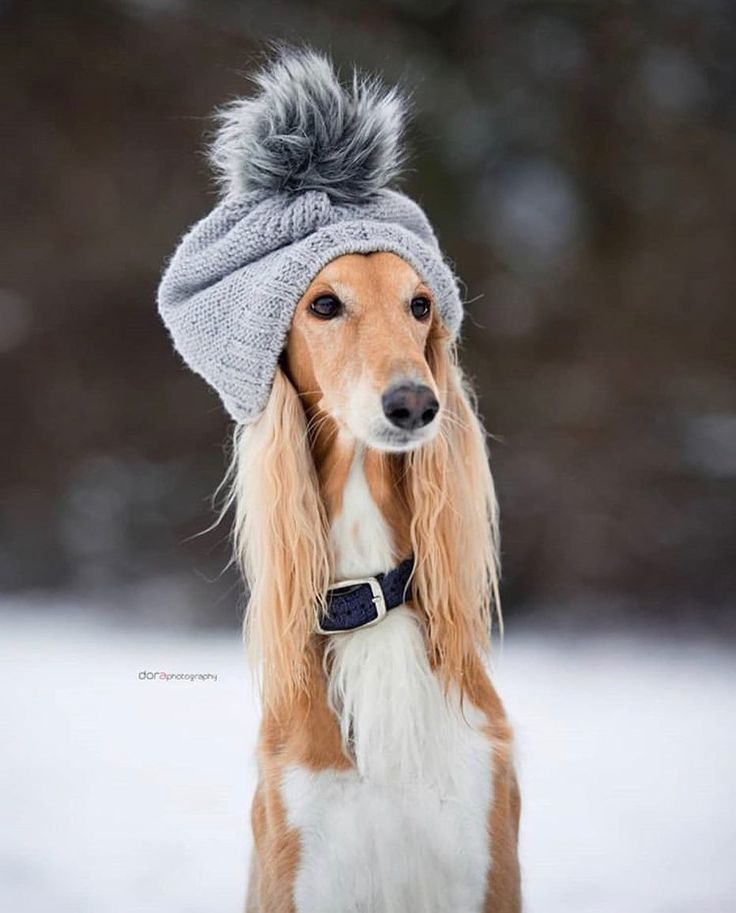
(210, 49), (407, 202)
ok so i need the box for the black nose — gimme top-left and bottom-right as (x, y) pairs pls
(382, 383), (439, 431)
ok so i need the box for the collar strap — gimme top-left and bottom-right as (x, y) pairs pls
(315, 557), (414, 634)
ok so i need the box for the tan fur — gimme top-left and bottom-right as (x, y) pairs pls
(236, 252), (520, 911)
(406, 330), (502, 690)
(286, 253), (439, 424)
(231, 374), (331, 714)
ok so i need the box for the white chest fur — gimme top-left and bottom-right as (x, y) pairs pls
(281, 447), (494, 913)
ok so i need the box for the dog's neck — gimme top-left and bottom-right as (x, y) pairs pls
(309, 415), (412, 577)
(307, 414), (474, 788)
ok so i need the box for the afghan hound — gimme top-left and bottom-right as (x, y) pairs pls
(230, 252), (521, 912)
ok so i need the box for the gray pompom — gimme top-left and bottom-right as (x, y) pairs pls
(210, 49), (407, 203)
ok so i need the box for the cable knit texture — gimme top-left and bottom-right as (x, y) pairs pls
(157, 49), (463, 422)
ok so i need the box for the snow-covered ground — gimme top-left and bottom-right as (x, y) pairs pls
(1, 608), (734, 913)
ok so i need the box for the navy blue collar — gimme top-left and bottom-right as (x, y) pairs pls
(315, 557), (414, 634)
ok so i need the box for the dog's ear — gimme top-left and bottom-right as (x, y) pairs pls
(231, 367), (331, 712)
(407, 336), (502, 688)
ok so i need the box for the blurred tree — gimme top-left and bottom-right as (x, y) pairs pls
(1, 0), (734, 630)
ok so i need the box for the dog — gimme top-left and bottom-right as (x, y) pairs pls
(157, 47), (521, 913)
(232, 252), (521, 911)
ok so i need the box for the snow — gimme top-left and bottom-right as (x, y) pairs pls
(1, 609), (734, 912)
(498, 636), (736, 913)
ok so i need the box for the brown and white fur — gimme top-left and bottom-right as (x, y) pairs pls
(230, 252), (521, 912)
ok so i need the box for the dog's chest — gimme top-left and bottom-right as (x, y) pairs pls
(280, 451), (494, 913)
(281, 650), (494, 913)
(282, 728), (492, 913)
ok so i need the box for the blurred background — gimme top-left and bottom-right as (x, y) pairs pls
(3, 0), (736, 631)
(2, 1), (735, 912)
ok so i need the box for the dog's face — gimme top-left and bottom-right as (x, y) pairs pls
(285, 252), (442, 453)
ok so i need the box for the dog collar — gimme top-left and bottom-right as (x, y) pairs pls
(315, 557), (414, 634)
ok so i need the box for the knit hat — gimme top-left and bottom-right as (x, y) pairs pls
(157, 49), (463, 422)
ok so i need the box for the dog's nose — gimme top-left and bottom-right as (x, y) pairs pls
(382, 383), (439, 431)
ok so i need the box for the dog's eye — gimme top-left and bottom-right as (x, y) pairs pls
(410, 296), (431, 320)
(309, 294), (343, 320)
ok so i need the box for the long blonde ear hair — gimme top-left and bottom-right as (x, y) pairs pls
(406, 327), (502, 686)
(229, 369), (331, 713)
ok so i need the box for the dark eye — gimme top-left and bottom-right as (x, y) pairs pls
(309, 294), (343, 320)
(410, 296), (431, 320)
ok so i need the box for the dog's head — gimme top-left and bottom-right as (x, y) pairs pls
(234, 251), (499, 712)
(285, 252), (447, 453)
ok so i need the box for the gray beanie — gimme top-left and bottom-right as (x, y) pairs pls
(157, 49), (463, 422)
